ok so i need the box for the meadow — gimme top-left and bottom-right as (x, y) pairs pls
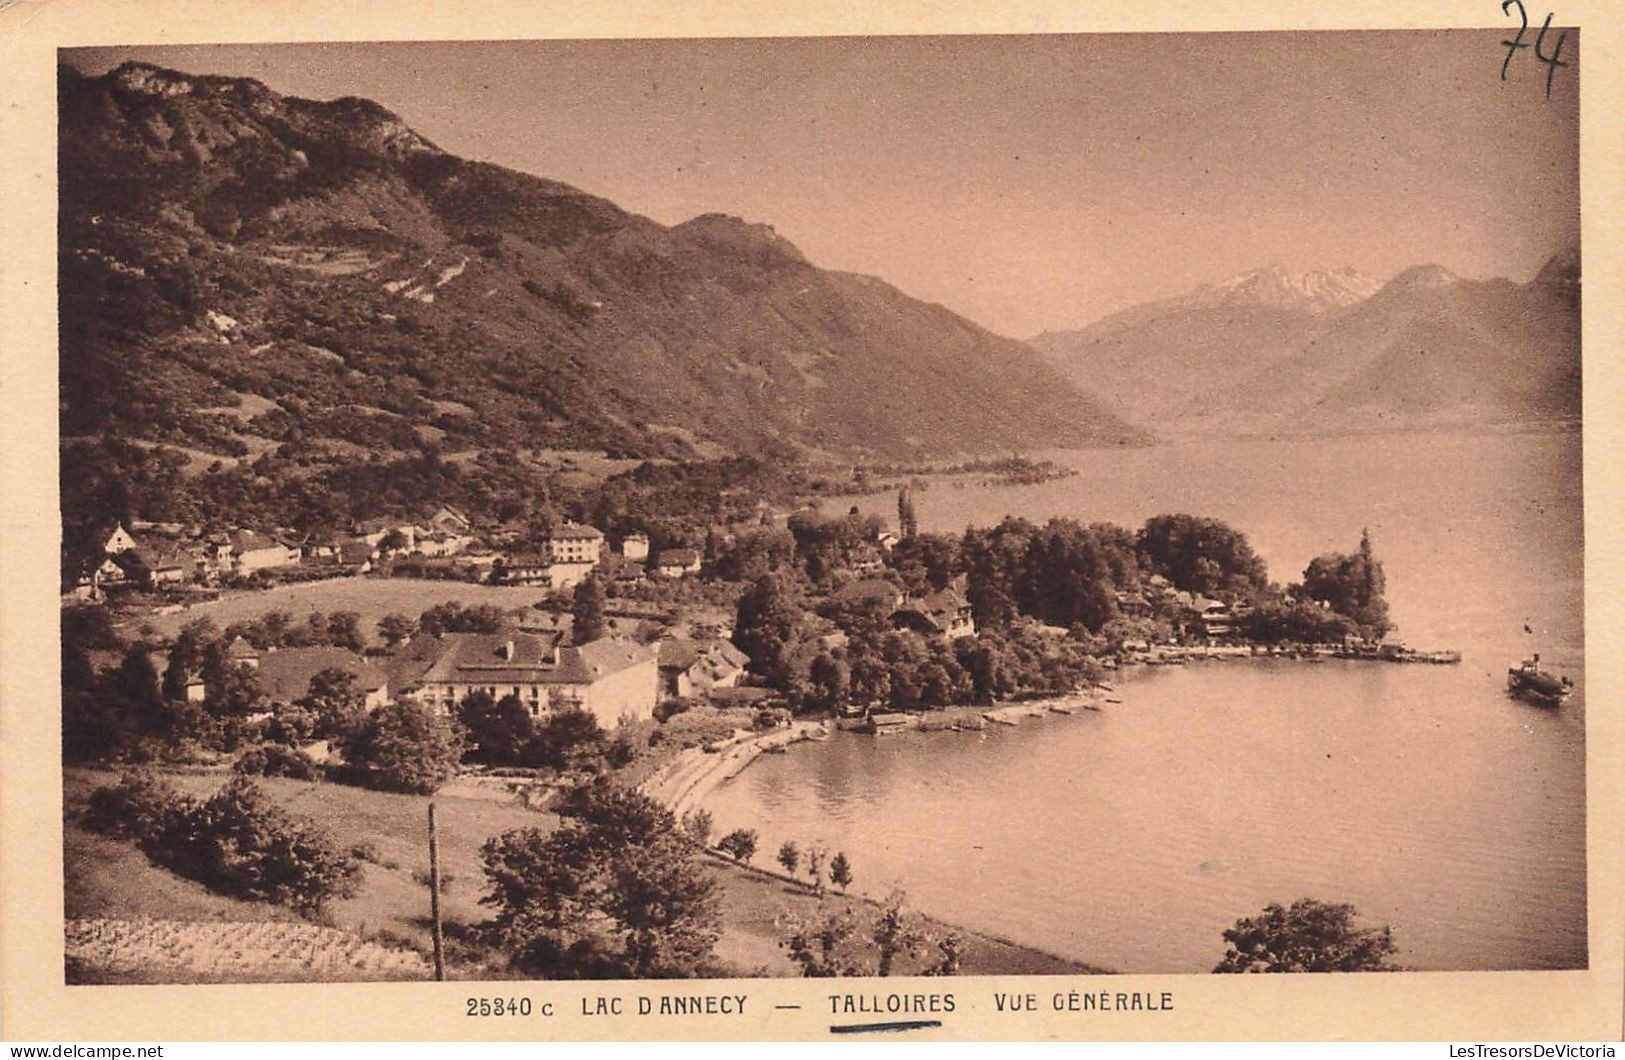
(132, 577), (555, 644)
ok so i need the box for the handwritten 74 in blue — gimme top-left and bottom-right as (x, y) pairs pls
(1501, 0), (1570, 99)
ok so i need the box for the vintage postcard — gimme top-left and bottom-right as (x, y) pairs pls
(1, 0), (1621, 1043)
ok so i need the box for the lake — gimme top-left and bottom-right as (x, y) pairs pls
(702, 428), (1586, 973)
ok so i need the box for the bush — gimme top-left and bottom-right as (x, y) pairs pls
(652, 706), (749, 750)
(83, 773), (360, 916)
(262, 704), (318, 745)
(1214, 898), (1400, 973)
(234, 744), (321, 780)
(680, 808), (714, 847)
(82, 770), (190, 842)
(653, 697), (696, 723)
(182, 776), (362, 914)
(412, 867), (457, 893)
(717, 828), (758, 864)
(350, 842), (382, 864)
(341, 700), (465, 794)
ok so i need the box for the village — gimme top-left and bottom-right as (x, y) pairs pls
(68, 507), (760, 735)
(63, 493), (1444, 760)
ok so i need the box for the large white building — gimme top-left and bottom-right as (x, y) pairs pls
(546, 522), (605, 565)
(389, 631), (657, 730)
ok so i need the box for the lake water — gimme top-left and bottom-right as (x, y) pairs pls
(702, 429), (1586, 973)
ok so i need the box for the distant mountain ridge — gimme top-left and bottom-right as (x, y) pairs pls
(1166, 265), (1381, 314)
(1030, 256), (1579, 434)
(58, 60), (1144, 472)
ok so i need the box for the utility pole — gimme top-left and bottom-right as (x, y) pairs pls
(427, 801), (445, 981)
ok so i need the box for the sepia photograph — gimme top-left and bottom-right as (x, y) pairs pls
(45, 24), (1589, 998)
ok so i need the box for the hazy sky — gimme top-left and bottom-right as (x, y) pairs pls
(65, 33), (1579, 336)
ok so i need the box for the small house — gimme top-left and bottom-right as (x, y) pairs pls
(231, 531), (299, 574)
(658, 638), (750, 699)
(653, 548), (702, 578)
(620, 532), (651, 563)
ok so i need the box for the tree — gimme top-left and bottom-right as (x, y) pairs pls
(299, 668), (368, 741)
(377, 612), (416, 647)
(162, 617), (218, 701)
(326, 610), (365, 652)
(870, 896), (922, 977)
(897, 487), (919, 540)
(571, 575), (607, 645)
(1301, 530), (1392, 638)
(341, 700), (465, 794)
(1137, 514), (1268, 597)
(805, 846), (827, 897)
(717, 828), (758, 864)
(113, 645), (167, 736)
(806, 652), (850, 713)
(1213, 898), (1400, 973)
(525, 708), (606, 773)
(733, 573), (802, 688)
(202, 651), (265, 717)
(829, 851), (853, 894)
(458, 690), (534, 766)
(777, 840), (801, 877)
(680, 808), (714, 848)
(480, 783), (720, 979)
(378, 528), (409, 553)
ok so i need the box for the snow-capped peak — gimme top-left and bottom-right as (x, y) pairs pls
(1188, 266), (1381, 314)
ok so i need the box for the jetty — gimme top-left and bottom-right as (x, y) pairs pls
(1119, 641), (1459, 667)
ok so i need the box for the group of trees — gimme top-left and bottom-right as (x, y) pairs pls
(786, 509), (887, 585)
(480, 783), (722, 979)
(780, 893), (964, 978)
(727, 514), (1396, 712)
(1298, 529), (1392, 638)
(774, 840), (854, 897)
(1214, 898), (1400, 973)
(456, 691), (616, 774)
(413, 602), (508, 638)
(62, 610), (269, 761)
(217, 609), (366, 652)
(83, 771), (360, 915)
(804, 624), (1102, 714)
(338, 700), (466, 794)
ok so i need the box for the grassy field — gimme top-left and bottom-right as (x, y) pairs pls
(132, 577), (557, 644)
(64, 767), (552, 980)
(708, 855), (1107, 977)
(64, 767), (1104, 982)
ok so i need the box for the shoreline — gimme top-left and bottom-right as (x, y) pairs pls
(701, 850), (1110, 977)
(642, 648), (1469, 974)
(637, 715), (1116, 974)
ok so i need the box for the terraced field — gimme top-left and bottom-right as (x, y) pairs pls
(66, 918), (429, 984)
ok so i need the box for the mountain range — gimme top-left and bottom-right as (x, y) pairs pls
(58, 61), (1144, 474)
(1030, 256), (1580, 435)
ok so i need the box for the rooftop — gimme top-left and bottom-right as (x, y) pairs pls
(549, 522), (604, 541)
(257, 647), (387, 702)
(391, 631), (652, 689)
